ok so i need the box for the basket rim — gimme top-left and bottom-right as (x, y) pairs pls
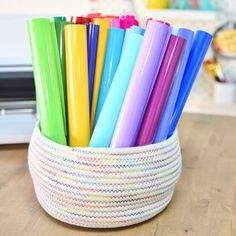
(33, 121), (178, 154)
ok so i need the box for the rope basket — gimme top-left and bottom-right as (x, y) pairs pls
(28, 123), (182, 228)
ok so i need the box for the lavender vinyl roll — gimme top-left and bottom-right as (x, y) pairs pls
(111, 20), (171, 148)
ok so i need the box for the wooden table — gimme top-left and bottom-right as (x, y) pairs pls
(0, 114), (235, 236)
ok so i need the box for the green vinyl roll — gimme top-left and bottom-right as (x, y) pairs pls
(28, 18), (67, 145)
(52, 17), (71, 135)
(53, 16), (66, 21)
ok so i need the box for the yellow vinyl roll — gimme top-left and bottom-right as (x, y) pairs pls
(90, 18), (110, 130)
(65, 24), (90, 147)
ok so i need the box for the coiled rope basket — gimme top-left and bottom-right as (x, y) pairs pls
(28, 123), (182, 228)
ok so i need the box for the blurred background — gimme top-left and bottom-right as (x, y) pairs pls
(0, 0), (236, 144)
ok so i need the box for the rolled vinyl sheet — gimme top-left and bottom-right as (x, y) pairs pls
(87, 24), (99, 112)
(53, 19), (68, 95)
(54, 16), (66, 21)
(120, 15), (139, 28)
(87, 13), (102, 19)
(53, 18), (72, 136)
(89, 32), (143, 147)
(154, 28), (194, 143)
(94, 27), (125, 126)
(136, 35), (186, 146)
(168, 30), (212, 136)
(71, 16), (91, 24)
(110, 18), (120, 27)
(27, 18), (66, 145)
(111, 20), (172, 148)
(65, 24), (90, 147)
(171, 27), (179, 35)
(70, 19), (99, 112)
(103, 15), (119, 18)
(122, 26), (145, 52)
(90, 18), (110, 130)
(131, 25), (145, 35)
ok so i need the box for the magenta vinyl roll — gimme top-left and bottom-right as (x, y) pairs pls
(154, 28), (194, 143)
(136, 35), (186, 146)
(111, 20), (171, 148)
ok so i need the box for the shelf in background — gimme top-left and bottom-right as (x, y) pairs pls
(142, 9), (218, 21)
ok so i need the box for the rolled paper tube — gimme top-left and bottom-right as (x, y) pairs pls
(90, 18), (110, 130)
(168, 30), (212, 136)
(111, 20), (172, 148)
(27, 18), (66, 145)
(89, 32), (143, 147)
(52, 18), (71, 135)
(136, 35), (186, 146)
(154, 28), (194, 143)
(86, 24), (99, 112)
(65, 24), (90, 147)
(71, 16), (91, 24)
(94, 27), (125, 126)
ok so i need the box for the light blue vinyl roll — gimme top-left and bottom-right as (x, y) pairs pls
(130, 25), (145, 35)
(154, 28), (194, 143)
(89, 32), (143, 147)
(172, 28), (179, 35)
(122, 26), (144, 52)
(94, 27), (125, 126)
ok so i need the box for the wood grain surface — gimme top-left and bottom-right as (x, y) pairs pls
(0, 113), (235, 236)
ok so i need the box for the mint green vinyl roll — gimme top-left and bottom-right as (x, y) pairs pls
(28, 18), (67, 145)
(89, 32), (143, 147)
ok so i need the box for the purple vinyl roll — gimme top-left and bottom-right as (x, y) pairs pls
(111, 20), (171, 148)
(136, 35), (186, 146)
(87, 24), (99, 111)
(154, 28), (194, 143)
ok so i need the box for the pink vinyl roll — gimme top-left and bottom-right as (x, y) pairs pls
(136, 35), (186, 146)
(111, 20), (171, 148)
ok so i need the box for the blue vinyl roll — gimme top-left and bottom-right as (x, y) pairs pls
(154, 28), (194, 143)
(89, 32), (143, 147)
(87, 24), (99, 112)
(168, 30), (212, 136)
(94, 27), (125, 125)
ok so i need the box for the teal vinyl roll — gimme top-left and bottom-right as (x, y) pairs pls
(89, 32), (143, 147)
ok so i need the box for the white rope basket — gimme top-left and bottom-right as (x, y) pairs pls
(28, 123), (182, 228)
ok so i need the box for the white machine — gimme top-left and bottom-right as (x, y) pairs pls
(0, 15), (37, 144)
